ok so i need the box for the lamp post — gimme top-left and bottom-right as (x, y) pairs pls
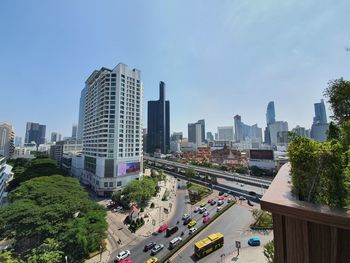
(65, 256), (68, 263)
(99, 245), (103, 262)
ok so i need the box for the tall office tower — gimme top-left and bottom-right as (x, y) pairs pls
(269, 121), (289, 146)
(251, 124), (263, 142)
(171, 132), (183, 142)
(51, 132), (58, 143)
(214, 133), (218, 140)
(14, 136), (22, 147)
(188, 119), (205, 144)
(311, 99), (328, 142)
(82, 63), (143, 195)
(71, 124), (78, 139)
(206, 132), (214, 142)
(58, 134), (62, 142)
(217, 126), (234, 141)
(77, 86), (87, 140)
(264, 127), (271, 144)
(142, 129), (147, 153)
(292, 125), (307, 137)
(234, 115), (243, 142)
(195, 123), (203, 147)
(25, 122), (46, 146)
(147, 81), (170, 154)
(0, 123), (14, 159)
(266, 101), (276, 125)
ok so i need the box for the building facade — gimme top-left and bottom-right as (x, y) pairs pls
(25, 122), (46, 146)
(51, 132), (58, 143)
(269, 121), (289, 146)
(80, 63), (143, 196)
(0, 156), (13, 207)
(147, 81), (170, 154)
(0, 123), (14, 159)
(188, 119), (205, 144)
(311, 99), (328, 142)
(217, 126), (234, 141)
(71, 124), (78, 139)
(77, 86), (87, 140)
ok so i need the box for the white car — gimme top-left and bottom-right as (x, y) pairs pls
(182, 213), (190, 220)
(193, 207), (200, 213)
(224, 193), (229, 197)
(189, 227), (197, 234)
(217, 206), (222, 212)
(115, 250), (130, 262)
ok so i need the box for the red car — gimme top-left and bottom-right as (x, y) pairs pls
(218, 196), (225, 200)
(203, 216), (211, 223)
(119, 258), (132, 263)
(158, 224), (168, 233)
(207, 199), (213, 203)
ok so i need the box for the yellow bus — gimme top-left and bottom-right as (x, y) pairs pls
(194, 232), (224, 258)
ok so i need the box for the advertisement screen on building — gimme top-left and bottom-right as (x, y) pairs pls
(117, 162), (140, 176)
(250, 150), (274, 160)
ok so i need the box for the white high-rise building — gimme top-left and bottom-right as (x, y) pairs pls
(81, 63), (143, 196)
(269, 121), (288, 146)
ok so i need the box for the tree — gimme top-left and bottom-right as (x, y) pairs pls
(324, 78), (350, 124)
(0, 250), (21, 263)
(185, 168), (196, 182)
(122, 178), (157, 207)
(263, 240), (275, 263)
(327, 121), (341, 141)
(26, 239), (63, 263)
(111, 191), (122, 203)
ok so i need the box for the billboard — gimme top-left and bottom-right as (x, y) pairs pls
(249, 150), (274, 160)
(117, 162), (140, 176)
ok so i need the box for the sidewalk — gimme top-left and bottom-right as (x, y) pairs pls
(223, 247), (266, 263)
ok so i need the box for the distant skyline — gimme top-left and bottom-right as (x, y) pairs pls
(1, 0), (349, 139)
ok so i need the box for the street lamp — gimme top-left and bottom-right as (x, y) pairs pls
(65, 256), (68, 263)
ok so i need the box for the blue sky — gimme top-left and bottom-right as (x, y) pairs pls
(1, 0), (349, 139)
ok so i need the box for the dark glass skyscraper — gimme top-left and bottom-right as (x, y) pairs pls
(266, 101), (276, 125)
(25, 122), (46, 146)
(147, 81), (170, 154)
(313, 99), (327, 124)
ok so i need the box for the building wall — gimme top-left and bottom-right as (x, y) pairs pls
(0, 123), (14, 159)
(217, 126), (234, 141)
(25, 122), (46, 146)
(269, 121), (288, 146)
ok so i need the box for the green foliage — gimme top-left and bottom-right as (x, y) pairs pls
(185, 168), (196, 182)
(0, 175), (107, 262)
(324, 78), (350, 124)
(129, 217), (145, 232)
(26, 238), (63, 263)
(263, 240), (275, 263)
(7, 158), (64, 192)
(251, 209), (273, 228)
(0, 250), (21, 263)
(122, 177), (157, 207)
(327, 122), (341, 141)
(111, 191), (122, 203)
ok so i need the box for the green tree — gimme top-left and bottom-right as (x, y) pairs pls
(0, 250), (21, 263)
(122, 178), (156, 207)
(185, 168), (196, 182)
(327, 121), (341, 141)
(26, 239), (63, 263)
(324, 78), (350, 124)
(111, 191), (122, 203)
(263, 240), (275, 263)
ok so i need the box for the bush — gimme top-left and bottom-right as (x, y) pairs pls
(140, 207), (144, 212)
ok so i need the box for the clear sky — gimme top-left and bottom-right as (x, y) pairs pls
(1, 0), (349, 140)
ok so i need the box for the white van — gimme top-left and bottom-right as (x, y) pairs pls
(169, 236), (182, 249)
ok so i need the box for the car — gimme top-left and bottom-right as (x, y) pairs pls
(183, 217), (192, 225)
(218, 191), (224, 196)
(218, 196), (225, 200)
(210, 200), (216, 205)
(203, 216), (210, 223)
(207, 199), (213, 204)
(146, 257), (158, 263)
(217, 206), (222, 212)
(169, 237), (182, 249)
(203, 211), (209, 217)
(248, 237), (261, 246)
(200, 202), (206, 207)
(188, 220), (197, 228)
(189, 227), (197, 234)
(199, 207), (206, 213)
(182, 213), (190, 220)
(144, 242), (156, 252)
(193, 207), (200, 213)
(247, 200), (254, 206)
(115, 250), (130, 262)
(239, 196), (247, 200)
(119, 259), (132, 263)
(248, 191), (256, 196)
(227, 198), (234, 203)
(151, 244), (164, 255)
(227, 190), (233, 195)
(224, 193), (229, 197)
(217, 200), (224, 206)
(158, 224), (168, 233)
(240, 183), (245, 187)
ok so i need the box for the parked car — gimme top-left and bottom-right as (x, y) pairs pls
(210, 200), (216, 205)
(189, 227), (197, 234)
(217, 206), (222, 212)
(203, 211), (209, 217)
(224, 192), (229, 197)
(119, 258), (132, 263)
(218, 191), (224, 196)
(183, 217), (192, 225)
(248, 237), (261, 246)
(146, 257), (158, 263)
(239, 196), (247, 200)
(144, 242), (156, 252)
(249, 191), (256, 196)
(158, 224), (168, 233)
(115, 250), (130, 262)
(151, 244), (164, 255)
(217, 200), (224, 206)
(227, 198), (234, 203)
(193, 207), (200, 213)
(207, 199), (213, 203)
(203, 216), (210, 223)
(188, 220), (197, 228)
(200, 202), (206, 207)
(199, 207), (207, 213)
(182, 213), (190, 220)
(218, 196), (225, 200)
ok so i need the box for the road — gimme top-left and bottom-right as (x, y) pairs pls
(170, 204), (271, 263)
(216, 178), (266, 196)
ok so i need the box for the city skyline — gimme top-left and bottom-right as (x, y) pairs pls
(1, 0), (348, 139)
